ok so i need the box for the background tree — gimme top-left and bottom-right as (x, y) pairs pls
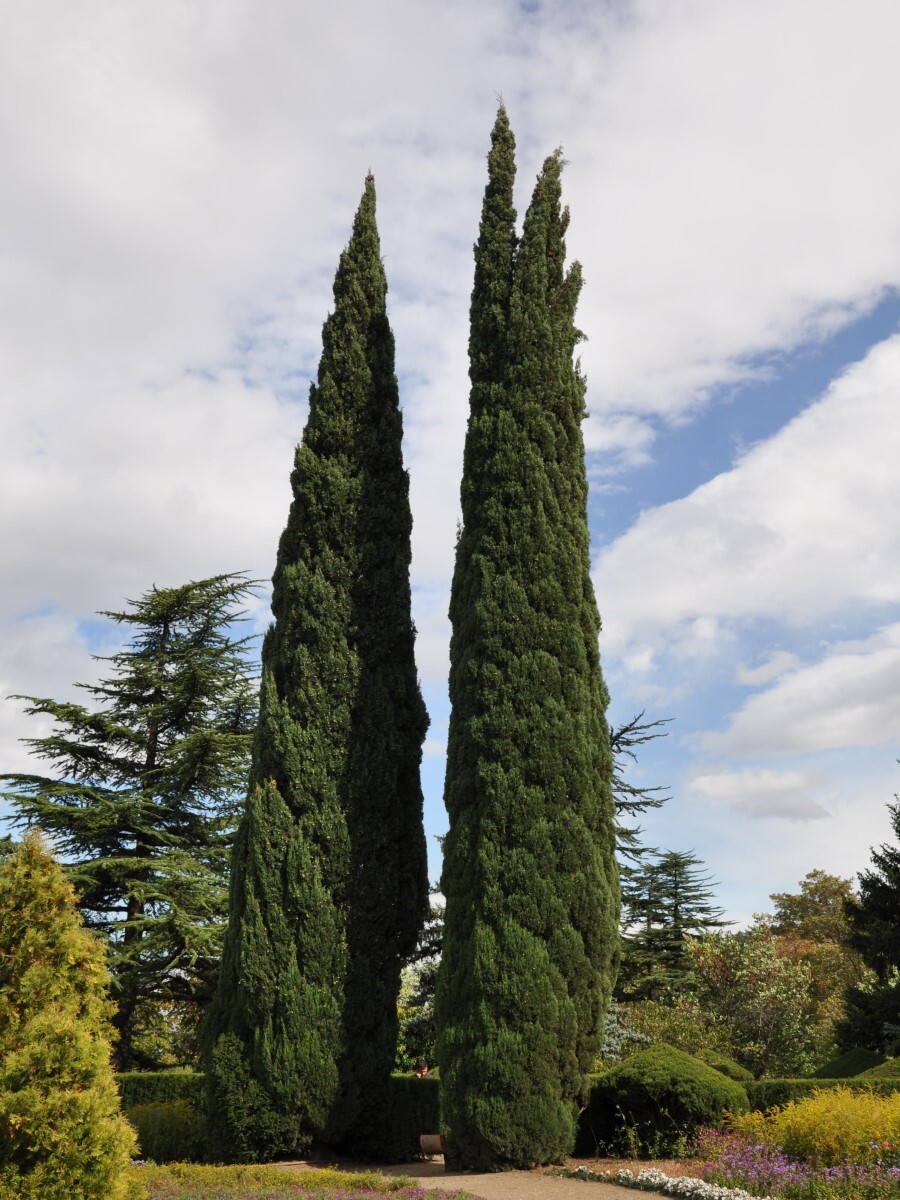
(691, 929), (818, 1078)
(764, 869), (870, 1061)
(840, 792), (900, 1053)
(436, 109), (619, 1170)
(0, 832), (137, 1200)
(618, 849), (729, 1001)
(1, 573), (257, 1068)
(205, 176), (428, 1160)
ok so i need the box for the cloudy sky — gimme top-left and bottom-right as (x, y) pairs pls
(2, 0), (899, 924)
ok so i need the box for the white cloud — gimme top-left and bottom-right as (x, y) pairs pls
(595, 334), (900, 656)
(708, 624), (900, 757)
(689, 768), (830, 821)
(736, 651), (801, 687)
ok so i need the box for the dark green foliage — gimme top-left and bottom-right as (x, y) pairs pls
(360, 1076), (442, 1162)
(745, 1077), (900, 1109)
(0, 832), (138, 1199)
(610, 712), (671, 864)
(436, 107), (619, 1170)
(619, 849), (729, 1001)
(838, 975), (900, 1054)
(812, 1047), (885, 1078)
(205, 177), (428, 1160)
(846, 799), (900, 982)
(695, 1049), (754, 1082)
(575, 1044), (748, 1158)
(125, 1099), (207, 1163)
(117, 1070), (205, 1108)
(1, 575), (258, 1068)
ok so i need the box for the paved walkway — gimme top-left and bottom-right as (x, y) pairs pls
(278, 1156), (640, 1200)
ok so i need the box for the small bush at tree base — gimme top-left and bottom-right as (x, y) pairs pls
(576, 1043), (748, 1158)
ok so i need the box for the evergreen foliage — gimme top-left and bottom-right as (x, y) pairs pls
(0, 832), (138, 1200)
(846, 799), (900, 981)
(619, 849), (728, 1000)
(813, 1046), (885, 1078)
(436, 107), (619, 1170)
(1, 574), (258, 1067)
(205, 176), (428, 1160)
(577, 1043), (749, 1157)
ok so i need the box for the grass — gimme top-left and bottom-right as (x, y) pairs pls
(127, 1163), (473, 1200)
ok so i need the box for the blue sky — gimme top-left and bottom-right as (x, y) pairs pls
(1, 0), (899, 925)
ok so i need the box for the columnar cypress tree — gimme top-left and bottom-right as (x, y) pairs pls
(205, 177), (428, 1160)
(435, 109), (619, 1170)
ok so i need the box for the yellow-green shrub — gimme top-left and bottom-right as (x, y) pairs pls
(0, 834), (138, 1200)
(730, 1085), (900, 1166)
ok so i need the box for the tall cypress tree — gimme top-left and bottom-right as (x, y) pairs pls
(435, 109), (619, 1170)
(204, 177), (428, 1160)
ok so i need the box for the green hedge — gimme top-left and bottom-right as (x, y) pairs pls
(116, 1072), (439, 1163)
(813, 1047), (884, 1078)
(859, 1057), (900, 1079)
(125, 1099), (208, 1163)
(117, 1071), (205, 1109)
(746, 1077), (900, 1109)
(365, 1076), (441, 1161)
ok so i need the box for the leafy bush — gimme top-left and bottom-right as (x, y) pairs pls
(575, 1043), (748, 1157)
(730, 1085), (900, 1166)
(694, 1049), (753, 1082)
(125, 1099), (207, 1163)
(746, 1076), (900, 1109)
(118, 1069), (205, 1108)
(813, 1046), (885, 1078)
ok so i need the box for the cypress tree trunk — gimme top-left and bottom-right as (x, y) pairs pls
(435, 109), (619, 1170)
(205, 177), (429, 1160)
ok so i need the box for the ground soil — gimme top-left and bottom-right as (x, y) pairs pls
(278, 1154), (706, 1200)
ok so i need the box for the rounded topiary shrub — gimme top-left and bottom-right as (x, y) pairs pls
(695, 1048), (754, 1082)
(860, 1057), (900, 1079)
(813, 1047), (884, 1078)
(576, 1043), (749, 1157)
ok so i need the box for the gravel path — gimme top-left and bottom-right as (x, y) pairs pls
(277, 1156), (640, 1200)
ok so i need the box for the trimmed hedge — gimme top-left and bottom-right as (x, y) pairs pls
(813, 1047), (884, 1078)
(694, 1050), (753, 1082)
(859, 1057), (900, 1079)
(746, 1077), (900, 1109)
(576, 1044), (748, 1157)
(116, 1072), (438, 1163)
(125, 1099), (208, 1163)
(117, 1071), (205, 1109)
(363, 1076), (441, 1161)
